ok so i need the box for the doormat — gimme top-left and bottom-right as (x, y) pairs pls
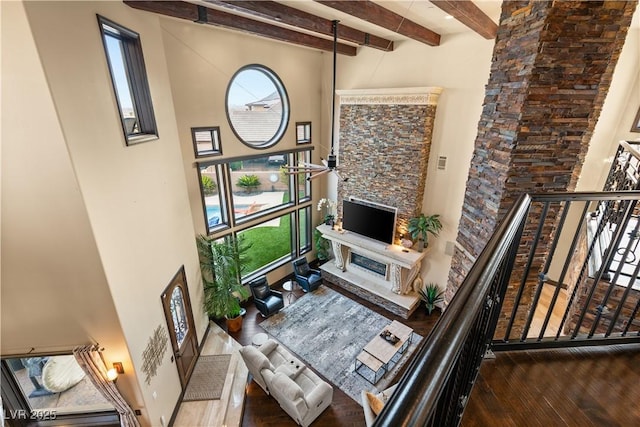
(182, 354), (231, 401)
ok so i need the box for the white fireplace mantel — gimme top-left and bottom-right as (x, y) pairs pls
(318, 225), (426, 295)
(336, 87), (443, 106)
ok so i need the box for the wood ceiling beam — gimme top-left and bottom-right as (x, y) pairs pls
(205, 0), (394, 52)
(123, 1), (357, 56)
(315, 0), (441, 46)
(430, 0), (498, 39)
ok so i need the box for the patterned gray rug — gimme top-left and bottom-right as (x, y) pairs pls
(260, 285), (422, 403)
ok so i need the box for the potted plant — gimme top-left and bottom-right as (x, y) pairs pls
(407, 213), (443, 252)
(314, 226), (331, 263)
(418, 283), (444, 315)
(197, 234), (250, 332)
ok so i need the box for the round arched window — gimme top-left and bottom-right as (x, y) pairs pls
(225, 65), (289, 149)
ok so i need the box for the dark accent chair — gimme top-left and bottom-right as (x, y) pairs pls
(249, 276), (284, 317)
(292, 257), (322, 293)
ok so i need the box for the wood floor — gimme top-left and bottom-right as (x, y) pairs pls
(462, 344), (640, 427)
(174, 279), (640, 427)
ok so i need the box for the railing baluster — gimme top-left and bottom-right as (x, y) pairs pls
(504, 201), (547, 342)
(552, 201), (591, 340)
(588, 200), (638, 338)
(534, 200), (573, 340)
(573, 198), (636, 339)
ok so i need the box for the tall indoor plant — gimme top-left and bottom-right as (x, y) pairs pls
(407, 213), (443, 252)
(197, 234), (250, 332)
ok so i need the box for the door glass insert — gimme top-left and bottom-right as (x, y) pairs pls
(170, 287), (189, 348)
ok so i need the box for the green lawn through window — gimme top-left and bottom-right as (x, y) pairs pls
(240, 213), (292, 276)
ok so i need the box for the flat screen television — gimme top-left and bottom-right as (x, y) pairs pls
(342, 198), (397, 245)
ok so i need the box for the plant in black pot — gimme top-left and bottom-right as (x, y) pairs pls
(418, 283), (445, 315)
(407, 213), (443, 252)
(197, 234), (251, 332)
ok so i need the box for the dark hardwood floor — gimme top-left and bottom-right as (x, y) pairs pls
(462, 343), (640, 427)
(220, 278), (640, 427)
(220, 279), (441, 427)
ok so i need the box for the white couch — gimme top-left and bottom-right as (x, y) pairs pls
(239, 338), (292, 394)
(239, 339), (333, 427)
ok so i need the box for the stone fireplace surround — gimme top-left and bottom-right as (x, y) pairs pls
(320, 87), (442, 317)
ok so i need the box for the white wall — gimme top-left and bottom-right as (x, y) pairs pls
(333, 31), (495, 290)
(11, 1), (204, 424)
(1, 0), (138, 415)
(577, 18), (640, 192)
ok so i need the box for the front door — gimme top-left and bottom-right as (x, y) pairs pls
(161, 266), (198, 388)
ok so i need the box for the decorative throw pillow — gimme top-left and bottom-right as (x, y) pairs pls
(239, 345), (273, 371)
(272, 372), (304, 400)
(366, 391), (385, 415)
(41, 355), (86, 393)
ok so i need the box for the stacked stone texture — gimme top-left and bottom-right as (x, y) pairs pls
(337, 103), (436, 237)
(447, 0), (636, 337)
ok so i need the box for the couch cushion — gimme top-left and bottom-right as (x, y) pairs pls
(308, 273), (322, 284)
(264, 295), (283, 311)
(272, 372), (304, 401)
(253, 283), (270, 300)
(240, 345), (273, 371)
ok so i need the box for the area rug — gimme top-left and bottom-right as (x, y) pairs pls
(182, 354), (231, 401)
(260, 285), (422, 403)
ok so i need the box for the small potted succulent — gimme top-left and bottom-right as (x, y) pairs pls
(418, 283), (444, 315)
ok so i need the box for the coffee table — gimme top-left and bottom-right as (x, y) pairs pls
(354, 320), (414, 384)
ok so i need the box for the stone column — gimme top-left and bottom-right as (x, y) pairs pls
(447, 1), (636, 338)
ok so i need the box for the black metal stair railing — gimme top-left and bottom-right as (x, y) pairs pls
(374, 193), (531, 426)
(375, 189), (640, 427)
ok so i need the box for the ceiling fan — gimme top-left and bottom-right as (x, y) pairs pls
(284, 20), (347, 182)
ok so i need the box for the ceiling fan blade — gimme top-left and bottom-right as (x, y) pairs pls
(306, 168), (331, 181)
(332, 170), (349, 182)
(300, 162), (327, 169)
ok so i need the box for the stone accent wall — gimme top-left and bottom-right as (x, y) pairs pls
(335, 88), (442, 240)
(447, 1), (636, 336)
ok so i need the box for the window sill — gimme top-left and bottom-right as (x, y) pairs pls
(126, 133), (158, 146)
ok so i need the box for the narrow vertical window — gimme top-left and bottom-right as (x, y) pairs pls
(98, 15), (157, 145)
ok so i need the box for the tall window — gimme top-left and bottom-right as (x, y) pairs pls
(226, 65), (289, 149)
(198, 164), (228, 233)
(230, 154), (292, 224)
(198, 148), (312, 279)
(98, 15), (157, 145)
